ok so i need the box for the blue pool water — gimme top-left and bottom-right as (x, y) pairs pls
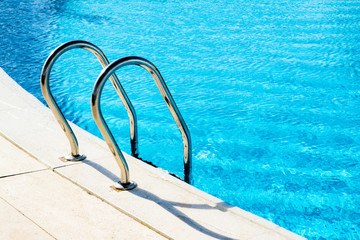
(1, 0), (360, 239)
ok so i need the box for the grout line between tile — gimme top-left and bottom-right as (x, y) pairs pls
(0, 196), (57, 240)
(0, 168), (50, 179)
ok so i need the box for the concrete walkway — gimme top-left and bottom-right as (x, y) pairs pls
(0, 68), (306, 240)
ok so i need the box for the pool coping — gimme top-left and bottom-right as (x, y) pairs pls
(0, 68), (307, 240)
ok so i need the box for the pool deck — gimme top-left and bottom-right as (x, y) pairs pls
(0, 68), (306, 240)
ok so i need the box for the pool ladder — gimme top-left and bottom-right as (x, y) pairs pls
(40, 40), (192, 190)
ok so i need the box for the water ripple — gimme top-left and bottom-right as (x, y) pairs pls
(1, 0), (360, 239)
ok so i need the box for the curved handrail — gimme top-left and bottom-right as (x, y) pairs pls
(40, 40), (138, 161)
(91, 56), (192, 184)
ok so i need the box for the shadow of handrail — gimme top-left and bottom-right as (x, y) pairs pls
(83, 159), (238, 240)
(131, 188), (238, 240)
(83, 159), (121, 182)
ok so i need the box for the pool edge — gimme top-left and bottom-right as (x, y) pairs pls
(0, 67), (307, 240)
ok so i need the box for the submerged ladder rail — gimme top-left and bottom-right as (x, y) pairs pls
(40, 40), (138, 161)
(91, 56), (192, 185)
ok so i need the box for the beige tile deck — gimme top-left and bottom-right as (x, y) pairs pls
(0, 197), (53, 240)
(0, 170), (166, 240)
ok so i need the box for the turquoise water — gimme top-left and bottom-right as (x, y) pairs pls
(1, 0), (360, 239)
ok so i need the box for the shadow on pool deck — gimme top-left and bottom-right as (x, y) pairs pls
(83, 159), (237, 240)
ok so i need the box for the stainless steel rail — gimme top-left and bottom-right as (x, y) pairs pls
(91, 56), (192, 185)
(40, 40), (138, 161)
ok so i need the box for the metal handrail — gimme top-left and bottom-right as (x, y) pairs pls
(40, 40), (138, 161)
(91, 56), (192, 185)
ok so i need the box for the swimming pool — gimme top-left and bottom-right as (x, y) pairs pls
(1, 0), (359, 239)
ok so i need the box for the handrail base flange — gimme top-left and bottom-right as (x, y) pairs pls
(64, 154), (86, 161)
(111, 181), (137, 191)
